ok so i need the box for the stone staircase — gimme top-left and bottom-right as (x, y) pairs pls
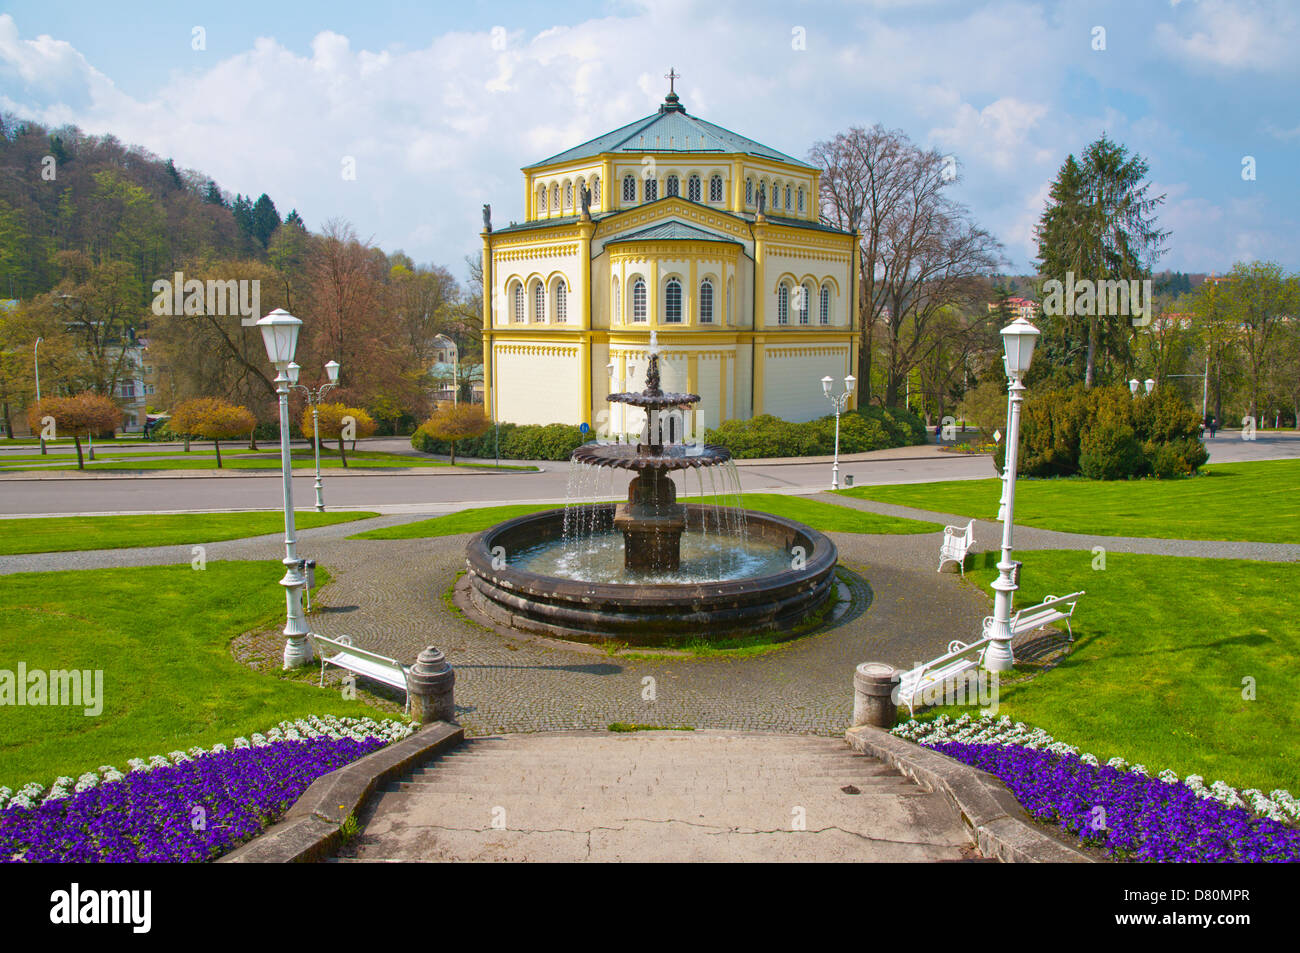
(336, 730), (980, 862)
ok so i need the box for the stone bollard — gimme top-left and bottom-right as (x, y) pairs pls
(408, 646), (456, 725)
(853, 662), (900, 728)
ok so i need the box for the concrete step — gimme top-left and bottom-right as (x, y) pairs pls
(344, 731), (977, 863)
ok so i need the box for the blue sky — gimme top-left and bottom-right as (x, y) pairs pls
(2, 0), (1297, 280)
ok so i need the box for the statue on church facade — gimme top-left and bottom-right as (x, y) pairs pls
(482, 204), (492, 232)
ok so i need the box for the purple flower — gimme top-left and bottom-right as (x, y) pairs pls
(927, 741), (1300, 863)
(0, 736), (385, 863)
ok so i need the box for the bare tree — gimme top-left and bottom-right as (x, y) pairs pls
(811, 126), (1003, 406)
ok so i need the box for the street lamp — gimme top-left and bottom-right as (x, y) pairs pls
(34, 338), (44, 454)
(255, 308), (312, 669)
(821, 373), (856, 490)
(985, 316), (1040, 673)
(1128, 378), (1140, 396)
(288, 359), (340, 511)
(1143, 378), (1155, 395)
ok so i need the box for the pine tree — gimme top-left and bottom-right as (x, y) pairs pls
(251, 193), (280, 248)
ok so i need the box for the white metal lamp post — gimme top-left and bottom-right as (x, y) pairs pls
(288, 359), (340, 511)
(1143, 378), (1155, 395)
(984, 316), (1040, 673)
(256, 309), (312, 669)
(821, 373), (856, 491)
(34, 337), (44, 453)
(1128, 378), (1140, 396)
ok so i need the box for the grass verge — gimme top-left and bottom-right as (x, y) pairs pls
(837, 458), (1300, 543)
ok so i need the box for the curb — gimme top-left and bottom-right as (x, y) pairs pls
(0, 466), (538, 481)
(219, 721), (464, 863)
(845, 724), (1093, 863)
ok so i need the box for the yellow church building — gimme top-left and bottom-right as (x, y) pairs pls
(481, 77), (859, 437)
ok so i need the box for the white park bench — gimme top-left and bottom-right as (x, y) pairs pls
(1008, 591), (1085, 642)
(937, 520), (975, 576)
(895, 635), (994, 717)
(307, 633), (413, 713)
(895, 592), (1085, 716)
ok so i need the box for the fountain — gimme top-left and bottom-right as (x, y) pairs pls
(464, 333), (838, 644)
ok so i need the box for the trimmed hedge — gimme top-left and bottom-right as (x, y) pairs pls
(408, 405), (927, 462)
(704, 406), (927, 459)
(411, 421), (585, 461)
(994, 384), (1208, 480)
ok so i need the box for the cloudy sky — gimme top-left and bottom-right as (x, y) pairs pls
(2, 0), (1297, 280)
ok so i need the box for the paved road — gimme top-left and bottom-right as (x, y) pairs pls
(0, 432), (1294, 517)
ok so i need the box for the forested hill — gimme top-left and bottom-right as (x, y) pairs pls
(0, 114), (297, 302)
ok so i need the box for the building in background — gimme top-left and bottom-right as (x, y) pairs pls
(481, 78), (858, 435)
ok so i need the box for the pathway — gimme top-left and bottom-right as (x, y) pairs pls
(338, 731), (977, 862)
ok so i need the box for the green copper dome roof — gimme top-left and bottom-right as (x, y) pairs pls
(606, 220), (742, 244)
(524, 93), (817, 171)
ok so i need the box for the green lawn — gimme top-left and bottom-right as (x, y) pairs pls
(0, 562), (387, 788)
(351, 493), (940, 540)
(938, 550), (1300, 792)
(0, 446), (534, 471)
(838, 458), (1300, 543)
(0, 511), (379, 556)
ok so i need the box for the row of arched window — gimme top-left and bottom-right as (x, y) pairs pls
(776, 280), (834, 325)
(620, 172), (728, 206)
(611, 275), (731, 325)
(536, 175), (601, 215)
(509, 277), (569, 323)
(744, 177), (805, 214)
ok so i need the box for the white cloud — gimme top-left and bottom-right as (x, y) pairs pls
(1155, 0), (1299, 72)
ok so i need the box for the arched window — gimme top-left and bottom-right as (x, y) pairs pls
(687, 175), (701, 202)
(745, 178), (753, 205)
(555, 281), (567, 323)
(552, 184), (560, 210)
(538, 186), (547, 213)
(632, 279), (647, 323)
(820, 284), (831, 325)
(799, 282), (812, 324)
(591, 176), (600, 208)
(710, 175), (723, 203)
(612, 278), (621, 325)
(798, 187), (805, 214)
(644, 178), (658, 201)
(666, 175), (679, 197)
(665, 278), (683, 323)
(776, 283), (789, 325)
(786, 186), (792, 210)
(772, 183), (781, 209)
(564, 183), (573, 210)
(534, 282), (545, 322)
(699, 279), (714, 324)
(623, 175), (636, 202)
(513, 284), (525, 323)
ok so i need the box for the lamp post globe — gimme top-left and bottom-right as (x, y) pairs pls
(1144, 378), (1155, 395)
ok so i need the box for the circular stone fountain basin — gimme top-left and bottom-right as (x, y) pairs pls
(465, 504), (838, 644)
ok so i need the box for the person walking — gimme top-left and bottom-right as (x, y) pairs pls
(1208, 416), (1217, 438)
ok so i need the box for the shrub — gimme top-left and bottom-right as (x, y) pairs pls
(705, 406), (924, 459)
(411, 419), (584, 461)
(996, 382), (1209, 480)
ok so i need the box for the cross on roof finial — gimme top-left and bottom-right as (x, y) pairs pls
(665, 67), (680, 96)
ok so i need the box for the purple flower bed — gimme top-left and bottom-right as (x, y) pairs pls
(929, 741), (1300, 862)
(0, 736), (385, 863)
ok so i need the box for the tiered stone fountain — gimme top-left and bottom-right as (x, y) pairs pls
(465, 334), (838, 644)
